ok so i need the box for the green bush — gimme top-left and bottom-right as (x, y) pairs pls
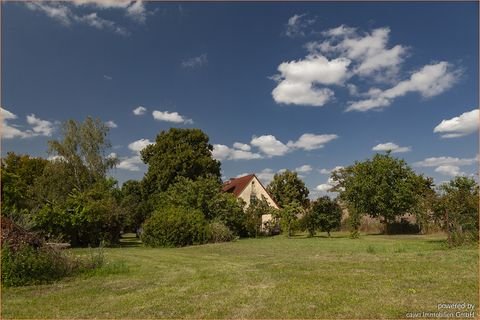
(207, 221), (236, 243)
(141, 206), (208, 247)
(1, 244), (75, 287)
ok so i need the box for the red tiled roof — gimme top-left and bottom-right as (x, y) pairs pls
(221, 174), (255, 197)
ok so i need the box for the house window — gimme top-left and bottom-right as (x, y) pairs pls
(250, 193), (258, 205)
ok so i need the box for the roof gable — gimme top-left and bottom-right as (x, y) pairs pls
(221, 174), (255, 197)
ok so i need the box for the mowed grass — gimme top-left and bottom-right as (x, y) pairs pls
(2, 233), (477, 319)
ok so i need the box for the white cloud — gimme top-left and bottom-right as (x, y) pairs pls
(413, 156), (478, 167)
(26, 2), (129, 35)
(315, 184), (332, 192)
(117, 137), (153, 171)
(295, 164), (312, 173)
(125, 0), (147, 23)
(287, 133), (338, 151)
(1, 108), (55, 139)
(250, 135), (290, 156)
(309, 26), (407, 81)
(434, 165), (465, 177)
(212, 144), (262, 161)
(103, 75), (112, 80)
(233, 142), (251, 151)
(117, 155), (143, 171)
(26, 114), (54, 136)
(133, 106), (147, 115)
(105, 120), (117, 128)
(24, 0), (150, 35)
(152, 110), (193, 124)
(319, 166), (344, 175)
(74, 12), (129, 36)
(181, 54), (208, 68)
(285, 13), (315, 38)
(47, 155), (65, 162)
(372, 142), (411, 153)
(434, 109), (479, 138)
(272, 55), (350, 107)
(256, 168), (276, 185)
(347, 62), (459, 111)
(128, 138), (153, 154)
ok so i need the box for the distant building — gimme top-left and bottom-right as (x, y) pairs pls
(222, 174), (280, 227)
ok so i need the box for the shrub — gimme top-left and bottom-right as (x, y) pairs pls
(142, 206), (208, 247)
(1, 244), (75, 287)
(207, 221), (236, 243)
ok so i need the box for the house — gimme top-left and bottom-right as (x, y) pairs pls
(221, 174), (280, 228)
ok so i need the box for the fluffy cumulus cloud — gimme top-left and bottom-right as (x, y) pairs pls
(295, 164), (312, 173)
(347, 62), (459, 111)
(256, 168), (278, 185)
(215, 133), (338, 161)
(181, 54), (208, 68)
(117, 138), (153, 171)
(372, 142), (411, 153)
(309, 26), (407, 80)
(212, 144), (262, 161)
(272, 24), (459, 111)
(272, 55), (350, 106)
(434, 109), (479, 138)
(152, 110), (193, 124)
(315, 177), (340, 194)
(133, 106), (147, 115)
(250, 135), (290, 156)
(319, 166), (344, 174)
(24, 0), (149, 35)
(434, 165), (465, 177)
(105, 120), (117, 128)
(287, 133), (338, 150)
(1, 108), (54, 139)
(285, 13), (315, 38)
(413, 155), (478, 168)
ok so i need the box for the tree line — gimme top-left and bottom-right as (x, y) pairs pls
(1, 117), (478, 248)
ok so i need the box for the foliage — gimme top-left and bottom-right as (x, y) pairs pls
(34, 179), (123, 247)
(207, 221), (236, 243)
(409, 175), (438, 234)
(0, 153), (48, 226)
(156, 177), (247, 236)
(332, 152), (421, 233)
(120, 180), (149, 233)
(267, 170), (309, 208)
(244, 196), (276, 237)
(141, 206), (208, 247)
(435, 176), (479, 246)
(275, 201), (303, 237)
(141, 128), (221, 195)
(48, 117), (118, 191)
(301, 196), (342, 237)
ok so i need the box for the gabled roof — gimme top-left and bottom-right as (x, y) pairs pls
(221, 174), (255, 197)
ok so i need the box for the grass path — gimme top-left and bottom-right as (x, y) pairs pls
(2, 233), (477, 318)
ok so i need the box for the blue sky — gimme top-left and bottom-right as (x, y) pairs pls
(2, 1), (478, 198)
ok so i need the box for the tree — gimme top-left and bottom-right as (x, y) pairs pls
(156, 176), (247, 236)
(47, 117), (118, 191)
(331, 152), (421, 234)
(275, 201), (303, 237)
(120, 180), (149, 233)
(141, 128), (221, 195)
(1, 153), (48, 225)
(436, 176), (478, 246)
(267, 170), (309, 208)
(302, 196), (342, 237)
(244, 195), (276, 237)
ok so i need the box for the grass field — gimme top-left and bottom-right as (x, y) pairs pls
(2, 233), (478, 319)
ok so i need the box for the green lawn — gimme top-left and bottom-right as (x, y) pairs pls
(2, 233), (478, 319)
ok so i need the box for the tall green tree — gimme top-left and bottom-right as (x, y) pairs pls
(47, 117), (117, 190)
(120, 180), (149, 233)
(1, 153), (48, 225)
(302, 196), (342, 237)
(141, 128), (221, 195)
(267, 170), (309, 208)
(331, 152), (421, 234)
(435, 176), (478, 246)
